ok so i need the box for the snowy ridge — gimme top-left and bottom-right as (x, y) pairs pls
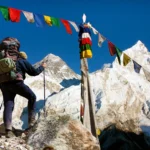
(0, 40), (150, 139)
(45, 40), (150, 136)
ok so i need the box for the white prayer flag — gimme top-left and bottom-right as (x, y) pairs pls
(22, 11), (34, 23)
(82, 33), (92, 40)
(69, 21), (79, 32)
(91, 27), (98, 34)
(98, 33), (106, 47)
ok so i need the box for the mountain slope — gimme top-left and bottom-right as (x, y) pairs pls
(0, 40), (150, 139)
(45, 41), (150, 137)
(0, 53), (80, 129)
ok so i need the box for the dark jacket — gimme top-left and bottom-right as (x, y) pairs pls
(16, 58), (44, 80)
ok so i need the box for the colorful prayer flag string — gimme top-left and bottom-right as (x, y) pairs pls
(0, 5), (79, 34)
(0, 5), (150, 78)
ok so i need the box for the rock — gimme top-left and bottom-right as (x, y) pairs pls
(27, 114), (100, 150)
(0, 136), (31, 150)
(99, 125), (150, 150)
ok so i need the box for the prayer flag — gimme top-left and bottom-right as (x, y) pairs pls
(108, 41), (116, 56)
(23, 11), (34, 23)
(68, 21), (79, 32)
(108, 41), (122, 64)
(133, 60), (141, 73)
(98, 33), (106, 47)
(51, 17), (60, 27)
(123, 53), (131, 66)
(61, 19), (72, 34)
(34, 14), (46, 27)
(9, 8), (21, 22)
(91, 27), (98, 34)
(44, 15), (52, 26)
(116, 47), (122, 64)
(0, 6), (9, 21)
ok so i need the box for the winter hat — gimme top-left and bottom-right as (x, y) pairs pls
(19, 51), (27, 59)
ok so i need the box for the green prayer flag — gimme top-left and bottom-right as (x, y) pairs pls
(80, 44), (92, 52)
(0, 6), (9, 21)
(51, 17), (60, 27)
(116, 47), (122, 64)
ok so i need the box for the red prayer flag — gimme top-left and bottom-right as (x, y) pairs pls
(80, 38), (92, 45)
(9, 8), (21, 22)
(108, 41), (117, 56)
(61, 19), (72, 34)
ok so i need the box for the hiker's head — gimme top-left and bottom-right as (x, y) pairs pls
(0, 37), (20, 51)
(19, 51), (27, 59)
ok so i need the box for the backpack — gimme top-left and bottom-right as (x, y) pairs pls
(0, 37), (22, 83)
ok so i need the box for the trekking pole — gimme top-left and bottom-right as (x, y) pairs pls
(43, 69), (46, 117)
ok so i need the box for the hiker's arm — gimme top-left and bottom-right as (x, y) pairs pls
(22, 60), (44, 76)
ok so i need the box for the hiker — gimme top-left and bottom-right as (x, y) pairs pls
(0, 37), (47, 138)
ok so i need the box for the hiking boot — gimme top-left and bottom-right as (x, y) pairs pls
(28, 115), (36, 128)
(6, 130), (16, 138)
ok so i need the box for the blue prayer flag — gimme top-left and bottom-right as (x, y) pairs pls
(133, 60), (141, 73)
(34, 14), (46, 27)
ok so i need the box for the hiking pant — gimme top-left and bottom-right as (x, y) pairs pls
(0, 80), (36, 130)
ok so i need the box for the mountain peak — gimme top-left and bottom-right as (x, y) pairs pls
(136, 40), (143, 45)
(47, 53), (58, 58)
(43, 53), (60, 62)
(131, 40), (148, 53)
(34, 53), (79, 84)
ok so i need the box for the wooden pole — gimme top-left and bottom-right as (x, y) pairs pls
(83, 58), (97, 136)
(81, 58), (101, 150)
(81, 58), (91, 130)
(79, 15), (100, 149)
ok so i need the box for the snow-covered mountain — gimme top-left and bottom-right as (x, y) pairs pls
(0, 53), (80, 128)
(34, 53), (80, 84)
(0, 40), (150, 141)
(0, 40), (150, 149)
(45, 40), (150, 137)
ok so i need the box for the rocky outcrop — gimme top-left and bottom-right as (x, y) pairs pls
(0, 113), (100, 150)
(0, 136), (31, 150)
(99, 125), (150, 150)
(27, 114), (100, 150)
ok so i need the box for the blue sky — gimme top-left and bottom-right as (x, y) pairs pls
(0, 0), (150, 74)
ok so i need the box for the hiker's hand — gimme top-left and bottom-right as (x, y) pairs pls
(41, 63), (47, 68)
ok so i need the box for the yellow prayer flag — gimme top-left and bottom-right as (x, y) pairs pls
(80, 50), (92, 59)
(123, 53), (131, 66)
(96, 128), (101, 136)
(44, 15), (52, 26)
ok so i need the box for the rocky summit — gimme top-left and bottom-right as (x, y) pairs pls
(0, 41), (150, 150)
